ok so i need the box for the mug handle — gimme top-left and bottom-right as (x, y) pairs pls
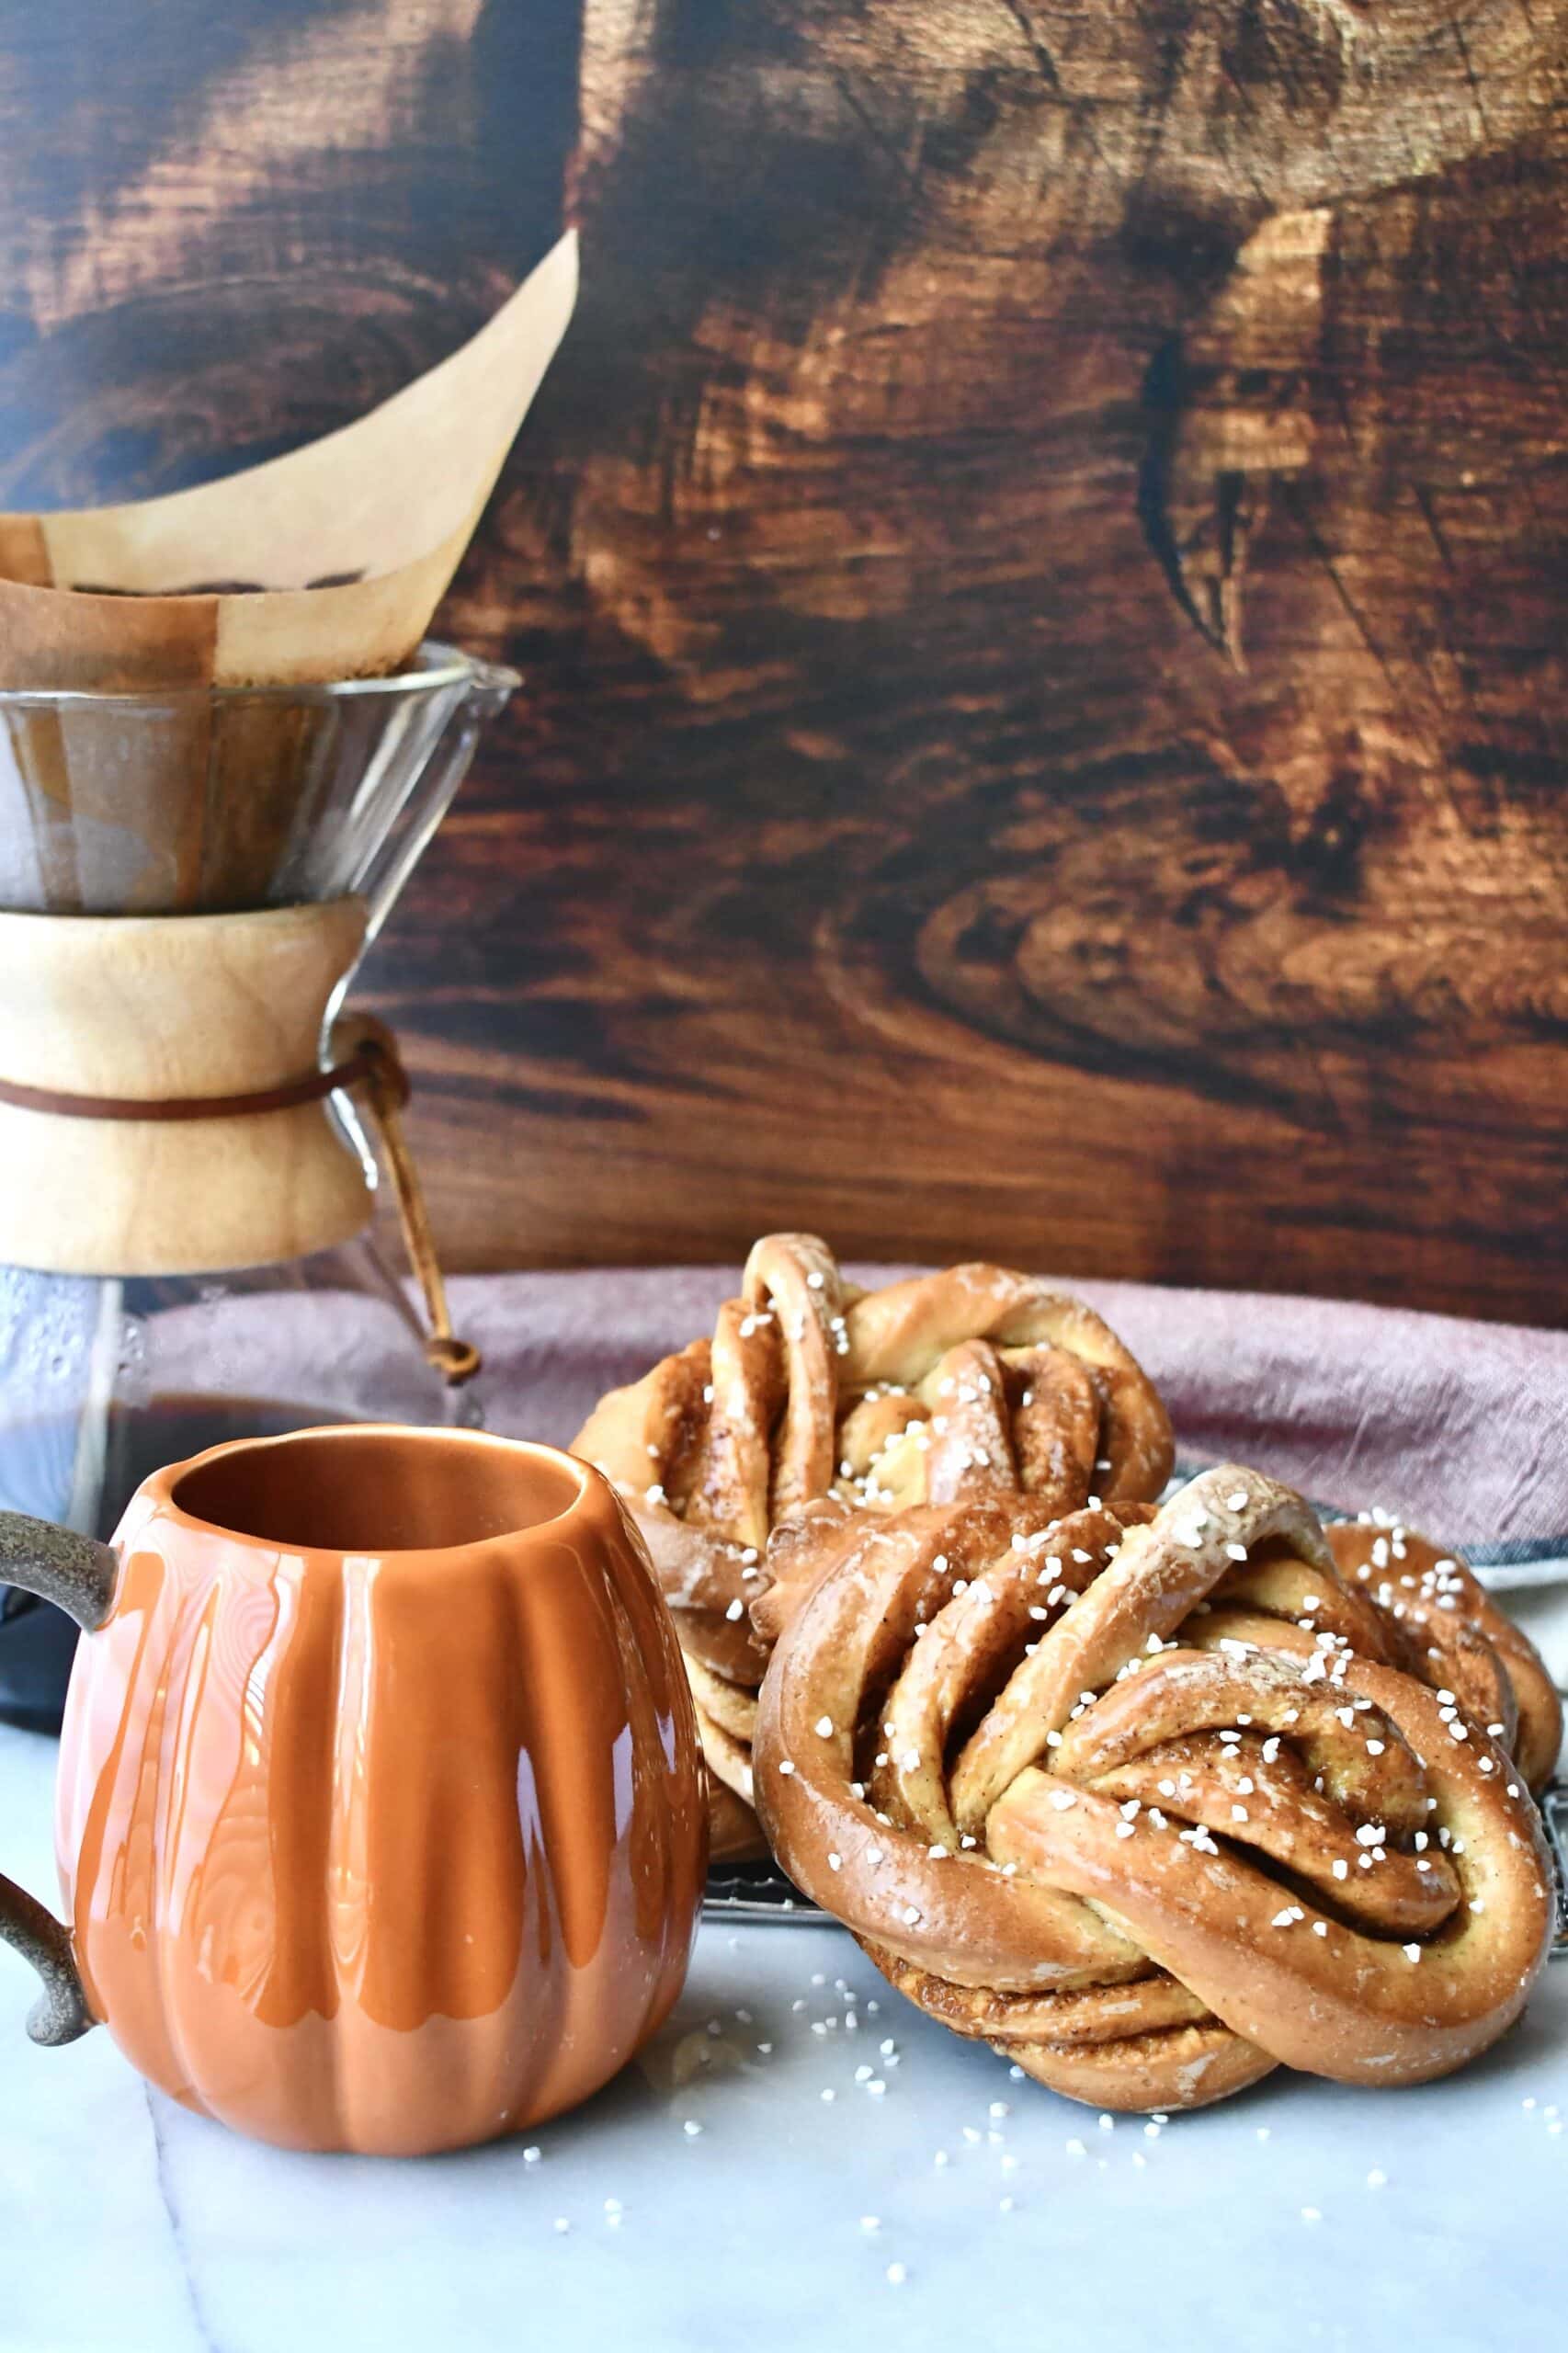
(0, 1513), (118, 2046)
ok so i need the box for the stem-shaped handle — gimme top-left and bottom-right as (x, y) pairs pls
(0, 1513), (117, 2045)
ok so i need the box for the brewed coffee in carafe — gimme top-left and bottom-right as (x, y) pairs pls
(0, 1246), (469, 1730)
(0, 1396), (344, 1729)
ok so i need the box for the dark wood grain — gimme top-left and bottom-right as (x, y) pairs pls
(2, 2), (1565, 1320)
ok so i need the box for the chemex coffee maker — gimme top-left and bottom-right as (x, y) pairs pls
(0, 650), (516, 1724)
(0, 232), (578, 1727)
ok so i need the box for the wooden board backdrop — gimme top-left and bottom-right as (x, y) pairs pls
(2, 1), (1565, 1322)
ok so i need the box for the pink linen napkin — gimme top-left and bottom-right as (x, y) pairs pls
(144, 1257), (1568, 1693)
(446, 1265), (1568, 1695)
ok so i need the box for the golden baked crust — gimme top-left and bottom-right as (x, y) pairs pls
(574, 1232), (1174, 1856)
(1325, 1519), (1562, 1795)
(753, 1463), (1556, 2111)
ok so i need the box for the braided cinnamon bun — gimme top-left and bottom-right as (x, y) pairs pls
(573, 1233), (1174, 1859)
(753, 1464), (1556, 2110)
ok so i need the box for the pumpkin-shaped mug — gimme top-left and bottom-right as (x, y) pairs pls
(0, 1427), (708, 2154)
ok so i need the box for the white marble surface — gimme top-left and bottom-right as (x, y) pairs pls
(2, 1720), (1564, 2353)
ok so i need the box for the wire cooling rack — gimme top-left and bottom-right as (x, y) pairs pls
(702, 1857), (823, 1923)
(706, 1782), (1568, 1953)
(1544, 1784), (1568, 1961)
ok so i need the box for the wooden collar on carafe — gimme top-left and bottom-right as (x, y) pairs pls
(0, 1017), (480, 1386)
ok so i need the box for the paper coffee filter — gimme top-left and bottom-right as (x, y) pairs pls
(0, 525), (475, 693)
(0, 234), (571, 911)
(0, 228), (576, 689)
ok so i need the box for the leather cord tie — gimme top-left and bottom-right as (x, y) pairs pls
(0, 1044), (384, 1123)
(0, 1017), (481, 1388)
(331, 1014), (481, 1388)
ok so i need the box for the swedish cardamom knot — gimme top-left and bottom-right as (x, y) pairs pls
(753, 1464), (1557, 2112)
(573, 1231), (1173, 1861)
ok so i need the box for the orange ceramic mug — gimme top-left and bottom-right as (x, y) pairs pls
(0, 1426), (708, 2155)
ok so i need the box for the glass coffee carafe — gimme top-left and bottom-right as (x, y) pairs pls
(0, 643), (517, 1727)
